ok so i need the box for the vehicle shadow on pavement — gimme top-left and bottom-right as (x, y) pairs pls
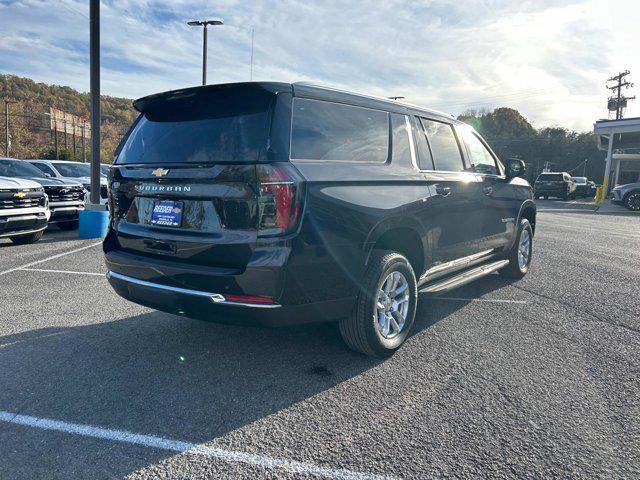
(0, 310), (383, 475)
(0, 273), (519, 477)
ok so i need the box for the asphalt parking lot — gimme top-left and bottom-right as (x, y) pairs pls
(0, 204), (638, 479)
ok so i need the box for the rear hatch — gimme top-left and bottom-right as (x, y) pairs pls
(108, 83), (295, 273)
(536, 173), (564, 188)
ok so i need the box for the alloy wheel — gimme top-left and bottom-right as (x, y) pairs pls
(375, 271), (410, 339)
(518, 229), (531, 270)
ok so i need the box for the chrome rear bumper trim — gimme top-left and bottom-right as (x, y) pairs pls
(106, 271), (281, 308)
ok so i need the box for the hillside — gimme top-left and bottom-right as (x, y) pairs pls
(0, 74), (136, 161)
(0, 74), (604, 182)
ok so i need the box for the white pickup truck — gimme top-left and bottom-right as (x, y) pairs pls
(0, 176), (50, 244)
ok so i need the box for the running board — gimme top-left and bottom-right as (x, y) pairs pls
(419, 259), (509, 294)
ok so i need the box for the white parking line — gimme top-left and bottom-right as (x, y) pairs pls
(0, 242), (102, 277)
(19, 268), (104, 277)
(433, 297), (527, 304)
(0, 411), (396, 480)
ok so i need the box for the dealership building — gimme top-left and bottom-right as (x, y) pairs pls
(594, 117), (640, 193)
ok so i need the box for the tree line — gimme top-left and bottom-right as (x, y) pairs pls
(2, 74), (606, 182)
(458, 108), (604, 182)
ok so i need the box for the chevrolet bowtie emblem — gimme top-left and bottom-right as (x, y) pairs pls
(151, 168), (170, 177)
(13, 192), (26, 198)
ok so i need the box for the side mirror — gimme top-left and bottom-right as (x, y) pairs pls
(505, 158), (526, 179)
(44, 173), (52, 178)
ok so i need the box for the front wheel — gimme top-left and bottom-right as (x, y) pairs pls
(339, 250), (417, 357)
(500, 218), (533, 279)
(10, 230), (44, 245)
(624, 191), (640, 211)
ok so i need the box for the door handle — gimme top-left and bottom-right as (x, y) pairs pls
(435, 186), (451, 197)
(483, 186), (493, 196)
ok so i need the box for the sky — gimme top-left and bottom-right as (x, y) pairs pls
(0, 0), (638, 131)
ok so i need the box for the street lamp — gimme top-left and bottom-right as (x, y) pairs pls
(187, 19), (224, 85)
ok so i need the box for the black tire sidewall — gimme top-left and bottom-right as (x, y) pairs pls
(365, 255), (417, 354)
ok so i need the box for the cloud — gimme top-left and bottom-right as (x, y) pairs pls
(0, 0), (638, 131)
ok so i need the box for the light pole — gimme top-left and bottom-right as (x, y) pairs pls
(187, 19), (224, 85)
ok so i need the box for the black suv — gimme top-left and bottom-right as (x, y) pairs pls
(535, 172), (576, 200)
(105, 82), (536, 357)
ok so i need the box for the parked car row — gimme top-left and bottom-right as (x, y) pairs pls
(0, 158), (95, 244)
(534, 172), (597, 200)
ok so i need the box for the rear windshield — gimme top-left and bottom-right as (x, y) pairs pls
(116, 86), (274, 165)
(537, 173), (563, 181)
(573, 177), (587, 184)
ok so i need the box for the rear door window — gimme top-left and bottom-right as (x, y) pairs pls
(291, 98), (389, 162)
(419, 118), (465, 172)
(390, 114), (412, 166)
(411, 116), (434, 170)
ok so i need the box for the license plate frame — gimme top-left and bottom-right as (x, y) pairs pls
(150, 200), (184, 228)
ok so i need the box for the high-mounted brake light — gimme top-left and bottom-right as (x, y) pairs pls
(257, 164), (304, 237)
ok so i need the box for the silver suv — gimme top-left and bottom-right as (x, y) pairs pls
(611, 182), (640, 211)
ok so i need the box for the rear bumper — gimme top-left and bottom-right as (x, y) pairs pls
(104, 232), (358, 326)
(106, 269), (354, 326)
(535, 186), (566, 195)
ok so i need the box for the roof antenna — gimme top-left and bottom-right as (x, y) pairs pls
(250, 28), (254, 81)
(388, 96), (405, 100)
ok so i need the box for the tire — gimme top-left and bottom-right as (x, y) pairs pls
(339, 250), (418, 357)
(9, 230), (44, 245)
(623, 191), (640, 211)
(499, 218), (533, 279)
(58, 220), (79, 231)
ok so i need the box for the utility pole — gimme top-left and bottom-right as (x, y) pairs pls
(72, 119), (76, 161)
(583, 159), (588, 177)
(4, 99), (9, 157)
(63, 119), (68, 151)
(607, 71), (635, 120)
(81, 120), (86, 163)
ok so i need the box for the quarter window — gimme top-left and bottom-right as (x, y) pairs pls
(419, 118), (464, 172)
(291, 98), (389, 162)
(462, 129), (499, 175)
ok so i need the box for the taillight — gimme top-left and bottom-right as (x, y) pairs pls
(257, 163), (304, 237)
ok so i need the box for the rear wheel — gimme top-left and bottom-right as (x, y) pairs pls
(9, 230), (44, 245)
(624, 191), (640, 211)
(500, 218), (533, 279)
(58, 220), (79, 231)
(339, 250), (417, 357)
